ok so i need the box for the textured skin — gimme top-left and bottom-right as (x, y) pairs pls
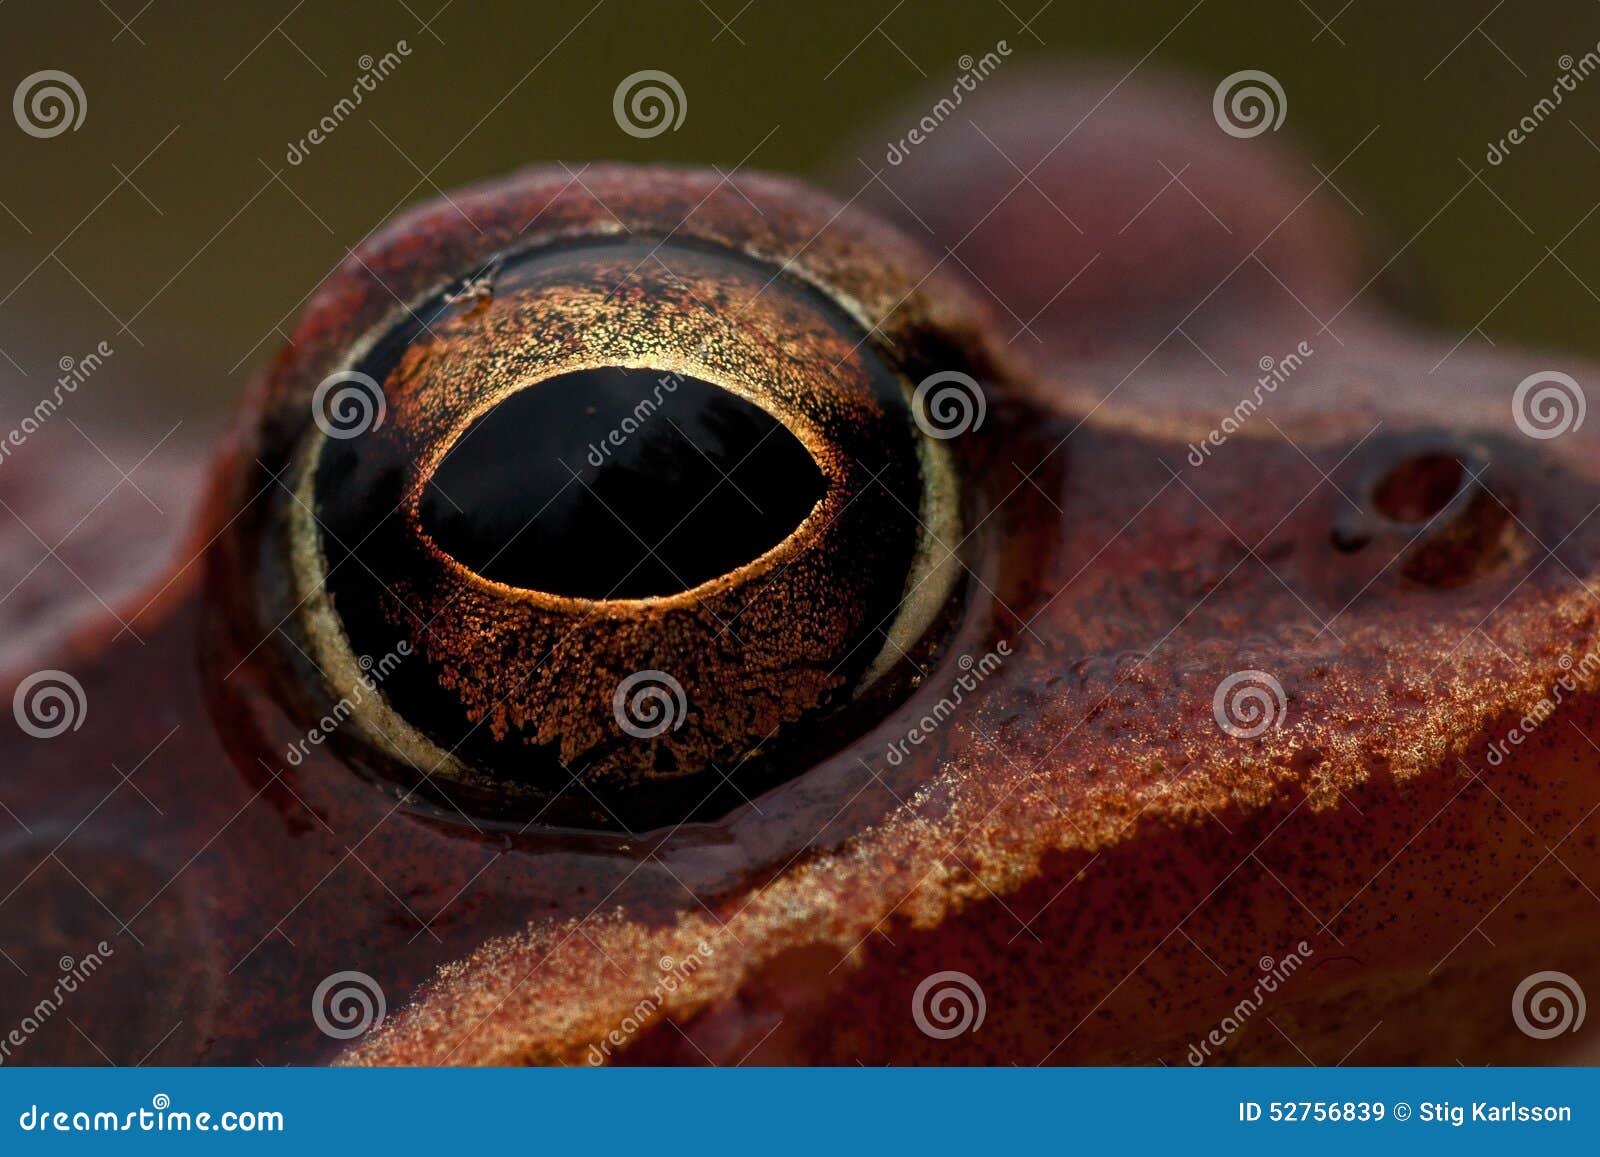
(1, 70), (1597, 1066)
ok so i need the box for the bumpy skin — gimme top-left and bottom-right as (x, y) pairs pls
(2, 70), (1599, 1066)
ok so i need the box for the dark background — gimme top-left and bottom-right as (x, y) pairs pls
(1, 0), (1598, 418)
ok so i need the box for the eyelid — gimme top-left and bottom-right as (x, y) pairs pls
(252, 167), (997, 831)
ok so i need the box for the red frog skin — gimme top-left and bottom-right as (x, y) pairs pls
(1, 69), (1597, 1067)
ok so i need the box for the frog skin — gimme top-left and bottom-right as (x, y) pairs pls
(1, 69), (1598, 1067)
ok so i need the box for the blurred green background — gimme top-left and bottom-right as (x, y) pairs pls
(2, 0), (1599, 417)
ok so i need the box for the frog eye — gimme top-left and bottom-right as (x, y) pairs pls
(274, 225), (974, 831)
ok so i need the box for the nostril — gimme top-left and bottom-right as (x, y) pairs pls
(1370, 452), (1466, 525)
(1331, 434), (1518, 587)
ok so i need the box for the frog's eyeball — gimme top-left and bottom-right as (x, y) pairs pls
(282, 235), (968, 830)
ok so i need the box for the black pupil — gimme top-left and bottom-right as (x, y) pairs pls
(420, 368), (825, 599)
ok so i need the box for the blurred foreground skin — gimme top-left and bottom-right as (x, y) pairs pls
(1, 67), (1598, 1066)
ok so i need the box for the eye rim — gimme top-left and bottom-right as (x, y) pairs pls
(279, 231), (964, 823)
(239, 165), (1007, 833)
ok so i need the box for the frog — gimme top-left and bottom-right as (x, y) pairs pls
(1, 68), (1597, 1067)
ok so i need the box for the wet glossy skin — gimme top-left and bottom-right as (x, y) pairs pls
(3, 71), (1599, 1066)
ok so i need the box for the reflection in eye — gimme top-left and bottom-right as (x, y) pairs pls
(284, 237), (964, 830)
